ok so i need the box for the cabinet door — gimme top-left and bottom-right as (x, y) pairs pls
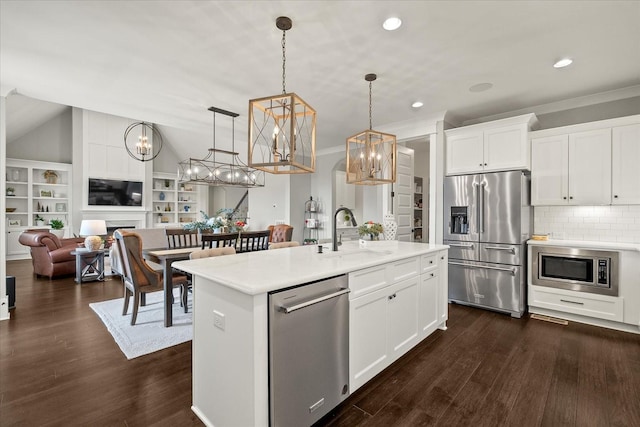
(484, 124), (529, 172)
(568, 129), (611, 205)
(612, 124), (640, 204)
(418, 271), (439, 338)
(438, 251), (449, 325)
(446, 131), (484, 175)
(531, 135), (569, 205)
(387, 277), (420, 361)
(6, 230), (30, 258)
(349, 287), (389, 392)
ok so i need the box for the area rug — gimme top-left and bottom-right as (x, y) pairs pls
(90, 288), (192, 359)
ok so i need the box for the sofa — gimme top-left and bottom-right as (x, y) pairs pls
(18, 230), (85, 279)
(109, 227), (198, 277)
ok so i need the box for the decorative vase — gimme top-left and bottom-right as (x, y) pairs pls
(84, 236), (102, 251)
(159, 191), (166, 201)
(383, 212), (398, 241)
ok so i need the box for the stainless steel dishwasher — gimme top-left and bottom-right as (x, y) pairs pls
(268, 274), (350, 427)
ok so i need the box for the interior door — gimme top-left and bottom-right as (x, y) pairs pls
(394, 146), (414, 241)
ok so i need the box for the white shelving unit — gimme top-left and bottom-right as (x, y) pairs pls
(151, 172), (201, 227)
(413, 176), (424, 242)
(5, 158), (73, 259)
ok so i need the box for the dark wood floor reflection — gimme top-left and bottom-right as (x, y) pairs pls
(2, 259), (640, 426)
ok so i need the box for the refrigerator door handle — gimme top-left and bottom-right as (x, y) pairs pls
(485, 246), (516, 254)
(479, 182), (486, 234)
(449, 261), (517, 276)
(448, 242), (475, 248)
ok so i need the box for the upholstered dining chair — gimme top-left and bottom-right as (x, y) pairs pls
(201, 232), (239, 249)
(268, 241), (300, 250)
(268, 224), (294, 243)
(189, 246), (236, 260)
(237, 230), (271, 253)
(114, 230), (190, 325)
(165, 228), (199, 248)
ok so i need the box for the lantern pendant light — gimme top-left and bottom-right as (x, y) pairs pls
(248, 16), (316, 174)
(346, 73), (396, 185)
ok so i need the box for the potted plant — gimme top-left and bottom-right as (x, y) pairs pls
(6, 187), (15, 196)
(34, 214), (46, 227)
(43, 170), (58, 184)
(358, 221), (383, 240)
(49, 219), (65, 238)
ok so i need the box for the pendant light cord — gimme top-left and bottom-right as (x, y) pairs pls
(369, 80), (373, 130)
(281, 28), (287, 94)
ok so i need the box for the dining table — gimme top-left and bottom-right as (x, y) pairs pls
(142, 246), (199, 327)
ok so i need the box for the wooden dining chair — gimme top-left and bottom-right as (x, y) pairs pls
(237, 230), (271, 253)
(114, 230), (190, 325)
(165, 228), (200, 248)
(268, 224), (294, 243)
(189, 246), (236, 260)
(201, 232), (239, 249)
(268, 241), (300, 250)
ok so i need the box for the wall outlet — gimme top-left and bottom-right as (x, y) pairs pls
(213, 310), (225, 331)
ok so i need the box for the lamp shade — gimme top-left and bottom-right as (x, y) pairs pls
(79, 220), (107, 237)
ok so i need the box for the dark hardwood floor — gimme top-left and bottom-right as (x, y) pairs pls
(2, 259), (640, 426)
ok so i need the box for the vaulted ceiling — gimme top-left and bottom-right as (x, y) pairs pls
(2, 1), (639, 158)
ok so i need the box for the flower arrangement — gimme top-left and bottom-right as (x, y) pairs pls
(183, 209), (247, 232)
(358, 221), (383, 240)
(234, 220), (247, 231)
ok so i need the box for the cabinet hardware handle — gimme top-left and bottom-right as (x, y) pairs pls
(430, 273), (435, 277)
(560, 299), (584, 305)
(430, 260), (433, 264)
(614, 195), (618, 198)
(441, 256), (445, 260)
(479, 163), (483, 166)
(570, 196), (573, 200)
(484, 163), (487, 166)
(449, 261), (517, 275)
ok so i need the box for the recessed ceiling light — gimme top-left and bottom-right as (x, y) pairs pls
(553, 58), (573, 68)
(469, 82), (493, 93)
(412, 101), (424, 108)
(383, 17), (402, 31)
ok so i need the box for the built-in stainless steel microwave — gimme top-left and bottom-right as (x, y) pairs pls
(531, 246), (619, 296)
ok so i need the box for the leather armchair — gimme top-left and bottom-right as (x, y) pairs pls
(18, 230), (84, 279)
(268, 224), (293, 243)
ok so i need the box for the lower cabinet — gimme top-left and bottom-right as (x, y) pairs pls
(349, 250), (447, 393)
(6, 229), (30, 260)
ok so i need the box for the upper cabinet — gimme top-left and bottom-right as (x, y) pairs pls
(612, 124), (640, 204)
(445, 114), (539, 175)
(531, 115), (640, 206)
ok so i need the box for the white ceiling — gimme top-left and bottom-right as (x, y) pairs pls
(1, 1), (639, 158)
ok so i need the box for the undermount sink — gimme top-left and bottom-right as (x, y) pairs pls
(318, 247), (393, 260)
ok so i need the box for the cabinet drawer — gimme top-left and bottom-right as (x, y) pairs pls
(349, 265), (388, 299)
(530, 286), (623, 322)
(421, 253), (438, 273)
(389, 256), (420, 283)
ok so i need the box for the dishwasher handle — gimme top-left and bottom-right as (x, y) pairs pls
(280, 288), (350, 314)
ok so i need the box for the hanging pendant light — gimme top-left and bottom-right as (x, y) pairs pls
(346, 74), (396, 185)
(123, 122), (163, 162)
(178, 107), (265, 188)
(248, 16), (316, 174)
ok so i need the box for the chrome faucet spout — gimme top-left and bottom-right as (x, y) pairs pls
(333, 207), (357, 251)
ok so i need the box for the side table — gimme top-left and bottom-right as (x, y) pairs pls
(71, 249), (107, 284)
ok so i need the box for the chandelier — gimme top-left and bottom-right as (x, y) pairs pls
(123, 122), (163, 162)
(248, 16), (316, 174)
(346, 74), (396, 185)
(178, 107), (265, 188)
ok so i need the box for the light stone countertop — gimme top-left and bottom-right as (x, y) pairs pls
(173, 240), (449, 295)
(527, 239), (640, 252)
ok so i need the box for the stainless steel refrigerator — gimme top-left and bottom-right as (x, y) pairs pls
(444, 170), (532, 318)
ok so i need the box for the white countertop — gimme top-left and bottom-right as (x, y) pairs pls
(174, 241), (449, 295)
(527, 238), (640, 252)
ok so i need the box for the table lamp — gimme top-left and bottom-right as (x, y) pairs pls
(79, 220), (107, 250)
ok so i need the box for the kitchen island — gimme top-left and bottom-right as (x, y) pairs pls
(174, 240), (449, 427)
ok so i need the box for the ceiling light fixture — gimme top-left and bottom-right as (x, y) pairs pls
(346, 73), (397, 185)
(469, 82), (493, 93)
(123, 122), (163, 162)
(412, 101), (424, 108)
(553, 58), (573, 68)
(178, 107), (264, 188)
(248, 16), (316, 174)
(383, 17), (402, 31)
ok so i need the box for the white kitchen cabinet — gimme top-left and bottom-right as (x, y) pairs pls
(531, 129), (611, 205)
(6, 228), (30, 259)
(349, 249), (448, 392)
(612, 124), (640, 204)
(437, 252), (449, 325)
(445, 114), (538, 175)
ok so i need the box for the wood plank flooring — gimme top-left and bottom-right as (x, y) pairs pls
(2, 259), (640, 426)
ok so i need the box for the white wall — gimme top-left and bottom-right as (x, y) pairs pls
(6, 107), (72, 163)
(534, 206), (640, 244)
(248, 173), (290, 231)
(1, 95), (9, 320)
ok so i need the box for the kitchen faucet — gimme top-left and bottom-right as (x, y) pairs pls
(333, 207), (357, 251)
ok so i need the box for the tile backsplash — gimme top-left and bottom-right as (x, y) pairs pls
(534, 205), (640, 243)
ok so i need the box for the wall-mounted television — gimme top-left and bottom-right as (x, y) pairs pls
(88, 178), (143, 206)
